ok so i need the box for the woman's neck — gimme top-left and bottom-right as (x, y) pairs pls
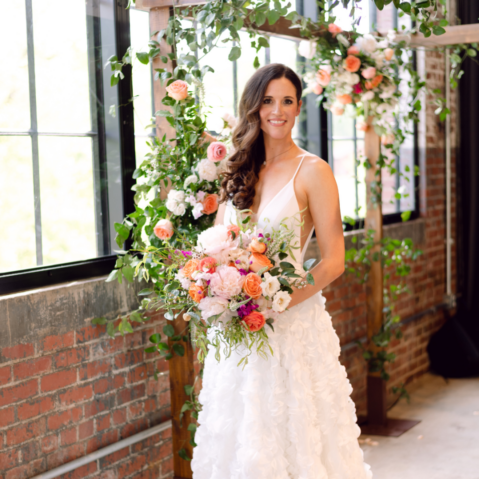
(263, 133), (299, 165)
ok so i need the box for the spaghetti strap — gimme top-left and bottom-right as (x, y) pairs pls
(292, 153), (309, 181)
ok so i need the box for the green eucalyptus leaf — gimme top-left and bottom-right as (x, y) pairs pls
(136, 52), (150, 64)
(306, 273), (315, 285)
(228, 46), (241, 61)
(163, 324), (175, 337)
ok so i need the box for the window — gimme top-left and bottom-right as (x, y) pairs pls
(0, 0), (136, 293)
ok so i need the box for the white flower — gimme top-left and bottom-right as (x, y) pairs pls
(361, 91), (375, 102)
(192, 202), (204, 220)
(198, 296), (229, 321)
(338, 71), (360, 86)
(298, 40), (316, 59)
(227, 248), (250, 271)
(184, 175), (198, 188)
(167, 189), (185, 203)
(358, 34), (378, 54)
(337, 33), (350, 47)
(333, 54), (342, 62)
(196, 190), (206, 201)
(175, 270), (191, 290)
(320, 64), (332, 74)
(166, 189), (187, 216)
(261, 272), (281, 299)
(387, 30), (396, 43)
(379, 83), (397, 99)
(209, 265), (245, 300)
(371, 51), (385, 68)
(185, 194), (197, 205)
(196, 224), (233, 262)
(222, 111), (237, 129)
(377, 39), (389, 49)
(272, 291), (292, 313)
(197, 159), (218, 182)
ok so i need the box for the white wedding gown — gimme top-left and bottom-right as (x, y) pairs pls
(191, 154), (372, 479)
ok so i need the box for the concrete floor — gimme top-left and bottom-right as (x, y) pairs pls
(361, 373), (479, 479)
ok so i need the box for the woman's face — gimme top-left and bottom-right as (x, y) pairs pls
(259, 77), (302, 141)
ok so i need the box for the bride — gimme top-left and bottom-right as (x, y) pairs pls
(191, 63), (372, 479)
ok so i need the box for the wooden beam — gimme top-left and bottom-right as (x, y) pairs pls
(408, 24), (479, 47)
(136, 0), (205, 10)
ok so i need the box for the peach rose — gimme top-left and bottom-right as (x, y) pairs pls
(312, 83), (323, 95)
(347, 45), (360, 55)
(316, 69), (331, 87)
(248, 238), (267, 254)
(198, 256), (217, 274)
(242, 311), (266, 332)
(384, 48), (394, 61)
(361, 66), (377, 79)
(183, 259), (200, 279)
(356, 121), (369, 132)
(365, 74), (383, 90)
(166, 80), (188, 101)
(242, 273), (263, 299)
(343, 55), (361, 73)
(207, 141), (227, 162)
(189, 283), (205, 303)
(328, 23), (342, 37)
(330, 104), (345, 116)
(336, 94), (353, 105)
(153, 219), (174, 240)
(249, 253), (273, 273)
(381, 133), (395, 145)
(227, 224), (241, 239)
(202, 194), (219, 215)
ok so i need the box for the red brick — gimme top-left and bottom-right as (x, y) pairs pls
(90, 336), (124, 358)
(114, 350), (143, 370)
(79, 359), (111, 380)
(47, 407), (82, 431)
(58, 385), (93, 406)
(117, 453), (146, 478)
(117, 384), (146, 406)
(42, 332), (74, 352)
(0, 406), (15, 427)
(0, 366), (11, 385)
(99, 446), (129, 468)
(0, 449), (20, 470)
(76, 325), (103, 344)
(1, 343), (34, 361)
(144, 398), (157, 413)
(113, 408), (127, 426)
(6, 417), (46, 446)
(86, 429), (118, 454)
(13, 356), (52, 380)
(17, 396), (55, 421)
(128, 402), (143, 418)
(96, 413), (111, 432)
(94, 377), (111, 394)
(41, 434), (59, 454)
(41, 369), (77, 392)
(160, 454), (173, 476)
(79, 419), (94, 440)
(114, 374), (126, 389)
(100, 471), (118, 479)
(61, 426), (77, 445)
(0, 379), (38, 407)
(20, 441), (39, 462)
(6, 464), (29, 479)
(46, 443), (85, 470)
(61, 462), (97, 479)
(121, 418), (148, 439)
(128, 365), (147, 384)
(53, 347), (88, 368)
(84, 394), (115, 419)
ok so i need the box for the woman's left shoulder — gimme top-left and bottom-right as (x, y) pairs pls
(299, 153), (334, 183)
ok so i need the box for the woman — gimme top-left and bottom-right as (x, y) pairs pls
(191, 63), (372, 479)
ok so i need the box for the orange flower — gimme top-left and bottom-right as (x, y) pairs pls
(343, 55), (361, 73)
(227, 224), (241, 239)
(249, 253), (273, 273)
(336, 94), (353, 105)
(183, 259), (200, 279)
(384, 48), (394, 61)
(248, 238), (267, 254)
(202, 194), (219, 215)
(242, 311), (265, 332)
(330, 104), (345, 116)
(365, 74), (384, 90)
(242, 273), (263, 299)
(153, 219), (174, 240)
(188, 283), (205, 303)
(165, 80), (188, 101)
(328, 23), (342, 36)
(198, 256), (216, 274)
(316, 69), (331, 87)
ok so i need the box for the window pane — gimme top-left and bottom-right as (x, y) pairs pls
(331, 114), (354, 139)
(0, 137), (36, 272)
(0, 2), (30, 131)
(33, 0), (91, 132)
(39, 137), (96, 266)
(356, 140), (366, 218)
(332, 140), (357, 219)
(237, 30), (266, 100)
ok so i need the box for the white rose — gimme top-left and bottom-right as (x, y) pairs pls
(192, 202), (204, 220)
(222, 111), (237, 129)
(184, 175), (198, 188)
(173, 202), (186, 216)
(361, 91), (375, 102)
(227, 248), (250, 271)
(358, 34), (378, 54)
(174, 270), (191, 290)
(371, 51), (385, 68)
(197, 159), (218, 182)
(167, 189), (185, 203)
(377, 39), (389, 49)
(337, 33), (350, 48)
(338, 71), (360, 86)
(261, 272), (281, 299)
(272, 291), (292, 313)
(198, 296), (229, 321)
(298, 40), (316, 59)
(379, 84), (397, 99)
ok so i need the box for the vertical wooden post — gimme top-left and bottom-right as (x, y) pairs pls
(364, 120), (387, 426)
(147, 4), (195, 478)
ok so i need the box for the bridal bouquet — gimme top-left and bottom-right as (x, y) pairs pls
(139, 211), (316, 367)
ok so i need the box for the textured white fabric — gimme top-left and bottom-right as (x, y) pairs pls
(191, 154), (373, 479)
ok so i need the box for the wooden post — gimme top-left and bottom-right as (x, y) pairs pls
(146, 4), (195, 478)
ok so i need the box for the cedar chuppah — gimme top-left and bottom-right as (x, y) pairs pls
(130, 1), (479, 476)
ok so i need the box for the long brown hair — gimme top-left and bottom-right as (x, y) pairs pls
(219, 63), (302, 210)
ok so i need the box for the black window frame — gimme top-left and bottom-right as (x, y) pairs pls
(0, 0), (136, 296)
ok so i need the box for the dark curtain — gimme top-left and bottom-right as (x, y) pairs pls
(427, 3), (479, 377)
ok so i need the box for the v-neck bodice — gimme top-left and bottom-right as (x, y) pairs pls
(224, 153), (315, 265)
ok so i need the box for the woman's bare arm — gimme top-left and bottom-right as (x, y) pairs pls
(215, 202), (227, 226)
(287, 158), (345, 309)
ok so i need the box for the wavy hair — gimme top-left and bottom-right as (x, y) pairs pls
(219, 63), (302, 210)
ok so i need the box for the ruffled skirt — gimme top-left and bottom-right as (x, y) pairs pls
(191, 292), (372, 479)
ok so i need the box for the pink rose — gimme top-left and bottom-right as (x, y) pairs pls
(356, 121), (369, 132)
(330, 104), (345, 116)
(328, 23), (342, 37)
(362, 67), (377, 80)
(316, 69), (331, 87)
(347, 45), (360, 55)
(165, 80), (188, 101)
(209, 265), (245, 299)
(207, 141), (227, 162)
(381, 133), (395, 145)
(153, 219), (174, 240)
(384, 48), (394, 61)
(312, 83), (323, 95)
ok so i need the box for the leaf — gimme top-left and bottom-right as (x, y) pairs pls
(432, 26), (446, 36)
(306, 273), (315, 285)
(145, 346), (157, 354)
(399, 2), (411, 13)
(280, 261), (295, 271)
(375, 0), (385, 10)
(163, 324), (175, 337)
(267, 10), (281, 25)
(258, 37), (269, 48)
(122, 266), (134, 283)
(136, 52), (149, 64)
(173, 343), (185, 356)
(184, 384), (194, 395)
(107, 322), (116, 338)
(303, 258), (316, 271)
(253, 56), (260, 69)
(149, 333), (162, 344)
(228, 46), (241, 62)
(178, 448), (191, 461)
(255, 11), (266, 26)
(401, 210), (411, 222)
(138, 288), (153, 296)
(106, 269), (119, 283)
(92, 317), (107, 325)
